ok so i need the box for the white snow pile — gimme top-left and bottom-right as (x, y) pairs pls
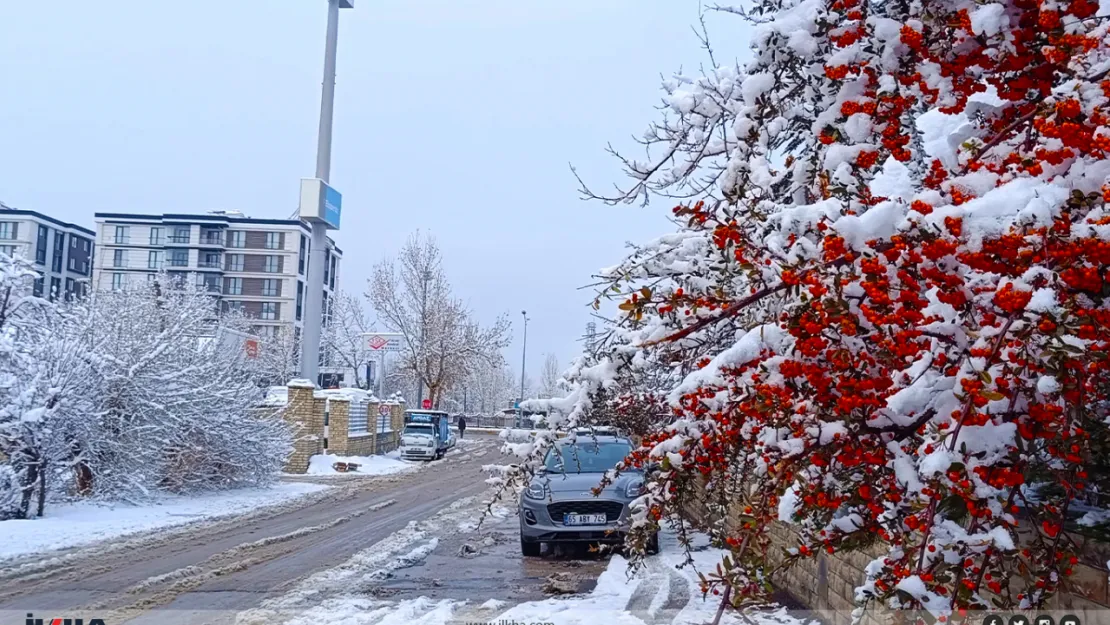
(306, 453), (418, 477)
(0, 482), (327, 562)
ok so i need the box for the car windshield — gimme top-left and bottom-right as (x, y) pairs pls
(404, 425), (434, 436)
(544, 442), (631, 474)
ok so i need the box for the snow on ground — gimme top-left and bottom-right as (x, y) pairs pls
(238, 499), (811, 625)
(307, 452), (420, 476)
(493, 532), (811, 625)
(0, 482), (328, 562)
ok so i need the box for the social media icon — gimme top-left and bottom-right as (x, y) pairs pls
(1010, 614), (1030, 625)
(984, 615), (1006, 625)
(1035, 615), (1054, 625)
(1059, 615), (1080, 625)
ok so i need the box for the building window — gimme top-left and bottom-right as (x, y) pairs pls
(36, 226), (48, 264)
(0, 222), (17, 240)
(323, 250), (330, 285)
(200, 251), (221, 269)
(52, 233), (65, 273)
(196, 273), (220, 293)
(113, 249), (127, 268)
(0, 245), (15, 257)
(148, 250), (164, 269)
(83, 238), (90, 253)
(298, 236), (307, 275)
(264, 232), (281, 250)
(70, 236), (77, 249)
(32, 277), (44, 297)
(169, 249), (189, 267)
(296, 281), (304, 321)
(201, 228), (223, 245)
(111, 273), (124, 291)
(260, 302), (278, 321)
(114, 225), (129, 244)
(170, 226), (190, 244)
(65, 278), (75, 300)
(262, 279), (279, 297)
(68, 257), (76, 271)
(49, 277), (60, 300)
(149, 227), (164, 245)
(228, 231), (245, 248)
(225, 277), (243, 295)
(329, 254), (337, 290)
(264, 256), (280, 273)
(226, 254), (244, 272)
(224, 300), (243, 315)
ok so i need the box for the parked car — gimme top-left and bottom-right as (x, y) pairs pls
(518, 435), (659, 556)
(400, 410), (452, 460)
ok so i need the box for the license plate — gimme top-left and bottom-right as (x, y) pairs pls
(563, 513), (607, 526)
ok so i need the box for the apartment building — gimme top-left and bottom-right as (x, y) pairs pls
(91, 211), (342, 337)
(0, 204), (95, 300)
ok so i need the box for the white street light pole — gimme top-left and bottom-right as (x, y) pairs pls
(300, 0), (352, 385)
(518, 310), (528, 427)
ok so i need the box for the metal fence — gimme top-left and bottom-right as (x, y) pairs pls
(348, 398), (369, 435)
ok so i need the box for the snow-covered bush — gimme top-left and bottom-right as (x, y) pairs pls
(524, 0), (1110, 619)
(71, 276), (291, 497)
(0, 264), (291, 516)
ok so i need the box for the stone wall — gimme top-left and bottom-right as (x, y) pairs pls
(282, 382), (325, 473)
(685, 482), (1110, 625)
(278, 385), (407, 472)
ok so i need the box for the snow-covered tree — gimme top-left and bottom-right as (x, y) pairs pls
(538, 354), (562, 399)
(520, 0), (1110, 619)
(321, 291), (374, 389)
(369, 232), (511, 407)
(64, 275), (292, 499)
(256, 324), (300, 387)
(464, 360), (516, 414)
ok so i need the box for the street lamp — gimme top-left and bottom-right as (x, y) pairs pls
(518, 310), (529, 428)
(299, 0), (353, 386)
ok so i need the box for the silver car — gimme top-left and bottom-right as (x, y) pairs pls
(518, 435), (659, 556)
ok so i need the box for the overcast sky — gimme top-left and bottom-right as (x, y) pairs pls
(0, 1), (744, 381)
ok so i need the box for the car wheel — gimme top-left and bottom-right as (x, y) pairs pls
(520, 536), (541, 557)
(646, 531), (661, 555)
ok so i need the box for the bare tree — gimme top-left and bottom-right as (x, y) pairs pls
(256, 325), (300, 387)
(539, 354), (561, 399)
(369, 232), (511, 408)
(322, 291), (374, 389)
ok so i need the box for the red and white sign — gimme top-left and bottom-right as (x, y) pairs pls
(364, 332), (403, 352)
(422, 399), (432, 409)
(244, 339), (259, 359)
(379, 404), (392, 416)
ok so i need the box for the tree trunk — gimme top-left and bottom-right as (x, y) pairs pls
(36, 458), (46, 517)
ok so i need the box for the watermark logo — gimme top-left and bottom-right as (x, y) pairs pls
(25, 614), (106, 625)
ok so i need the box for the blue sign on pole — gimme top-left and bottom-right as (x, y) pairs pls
(323, 183), (342, 229)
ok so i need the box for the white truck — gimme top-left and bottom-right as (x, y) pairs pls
(399, 410), (454, 461)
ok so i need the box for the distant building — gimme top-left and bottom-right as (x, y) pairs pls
(91, 210), (342, 339)
(0, 203), (95, 300)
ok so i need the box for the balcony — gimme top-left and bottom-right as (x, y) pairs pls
(168, 235), (191, 244)
(200, 231), (224, 246)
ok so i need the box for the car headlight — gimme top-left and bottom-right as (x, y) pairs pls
(525, 482), (547, 500)
(625, 479), (644, 498)
(425, 440), (434, 447)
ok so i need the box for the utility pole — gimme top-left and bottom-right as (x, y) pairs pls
(518, 310), (528, 427)
(300, 0), (352, 386)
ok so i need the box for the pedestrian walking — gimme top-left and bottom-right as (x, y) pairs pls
(457, 415), (467, 439)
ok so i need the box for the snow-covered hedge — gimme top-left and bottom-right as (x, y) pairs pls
(0, 258), (291, 520)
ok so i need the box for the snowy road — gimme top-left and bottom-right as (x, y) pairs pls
(0, 437), (503, 625)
